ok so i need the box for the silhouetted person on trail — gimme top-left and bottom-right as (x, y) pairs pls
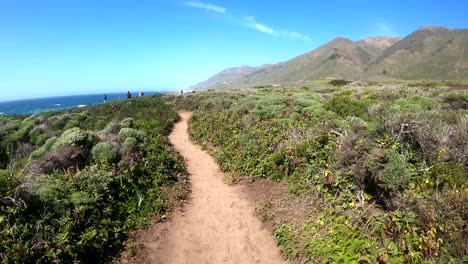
(103, 94), (107, 103)
(181, 89), (183, 94)
(126, 91), (132, 99)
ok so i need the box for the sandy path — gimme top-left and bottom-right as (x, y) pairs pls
(152, 111), (286, 264)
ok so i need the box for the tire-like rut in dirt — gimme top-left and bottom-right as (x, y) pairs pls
(156, 111), (286, 264)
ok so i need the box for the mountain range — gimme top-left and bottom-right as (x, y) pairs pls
(191, 26), (468, 90)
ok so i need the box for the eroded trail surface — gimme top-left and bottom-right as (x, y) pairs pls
(151, 111), (286, 264)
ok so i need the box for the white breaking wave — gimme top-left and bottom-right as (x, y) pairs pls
(78, 105), (86, 107)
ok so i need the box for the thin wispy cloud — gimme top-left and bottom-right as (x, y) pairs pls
(245, 16), (312, 42)
(182, 2), (312, 43)
(285, 31), (312, 42)
(184, 1), (226, 13)
(245, 16), (275, 35)
(376, 22), (398, 36)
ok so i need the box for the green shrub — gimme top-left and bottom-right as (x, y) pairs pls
(101, 121), (120, 134)
(29, 126), (43, 145)
(427, 162), (466, 189)
(63, 112), (90, 129)
(340, 116), (368, 132)
(445, 93), (468, 109)
(53, 128), (87, 148)
(11, 123), (34, 142)
(368, 149), (413, 192)
(120, 118), (135, 128)
(52, 128), (97, 150)
(302, 104), (337, 120)
(252, 104), (284, 119)
(37, 179), (71, 215)
(22, 114), (37, 123)
(305, 215), (384, 263)
(43, 136), (57, 149)
(34, 133), (49, 146)
(0, 169), (15, 196)
(30, 137), (58, 160)
(117, 128), (143, 142)
(389, 95), (439, 115)
(50, 113), (71, 130)
(95, 120), (107, 130)
(293, 92), (325, 113)
(329, 79), (351, 87)
(122, 137), (138, 153)
(91, 142), (118, 163)
(324, 91), (372, 117)
(445, 93), (468, 103)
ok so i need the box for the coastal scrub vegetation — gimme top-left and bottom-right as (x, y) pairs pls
(0, 95), (187, 263)
(164, 82), (467, 263)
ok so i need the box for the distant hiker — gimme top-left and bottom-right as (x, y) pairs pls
(139, 92), (144, 97)
(181, 89), (183, 94)
(126, 91), (132, 99)
(103, 94), (107, 103)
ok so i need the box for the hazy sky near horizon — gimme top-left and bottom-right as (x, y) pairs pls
(0, 0), (467, 101)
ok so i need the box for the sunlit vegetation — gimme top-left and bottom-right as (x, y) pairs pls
(0, 95), (188, 263)
(164, 82), (467, 263)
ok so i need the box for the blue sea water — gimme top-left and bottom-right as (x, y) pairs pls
(0, 92), (156, 115)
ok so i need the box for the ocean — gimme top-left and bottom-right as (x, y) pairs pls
(0, 92), (157, 115)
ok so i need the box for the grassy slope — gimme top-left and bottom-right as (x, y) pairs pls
(164, 83), (467, 263)
(197, 37), (377, 89)
(0, 95), (188, 263)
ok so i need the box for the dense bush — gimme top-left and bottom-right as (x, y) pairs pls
(122, 137), (138, 153)
(52, 127), (95, 150)
(34, 133), (48, 146)
(445, 92), (468, 109)
(323, 91), (374, 118)
(29, 136), (58, 160)
(120, 117), (135, 128)
(329, 79), (351, 87)
(91, 142), (119, 164)
(117, 128), (144, 143)
(28, 126), (44, 145)
(367, 149), (414, 193)
(101, 121), (120, 134)
(388, 95), (439, 115)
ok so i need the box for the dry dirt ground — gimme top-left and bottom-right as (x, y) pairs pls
(119, 111), (287, 264)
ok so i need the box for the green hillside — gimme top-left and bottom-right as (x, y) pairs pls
(248, 37), (374, 83)
(367, 26), (468, 80)
(192, 26), (468, 90)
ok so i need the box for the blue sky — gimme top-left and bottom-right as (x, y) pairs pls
(0, 0), (467, 101)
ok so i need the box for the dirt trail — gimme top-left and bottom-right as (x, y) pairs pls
(148, 111), (286, 264)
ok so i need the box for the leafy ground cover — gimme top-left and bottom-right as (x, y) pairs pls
(164, 82), (467, 263)
(0, 95), (188, 263)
